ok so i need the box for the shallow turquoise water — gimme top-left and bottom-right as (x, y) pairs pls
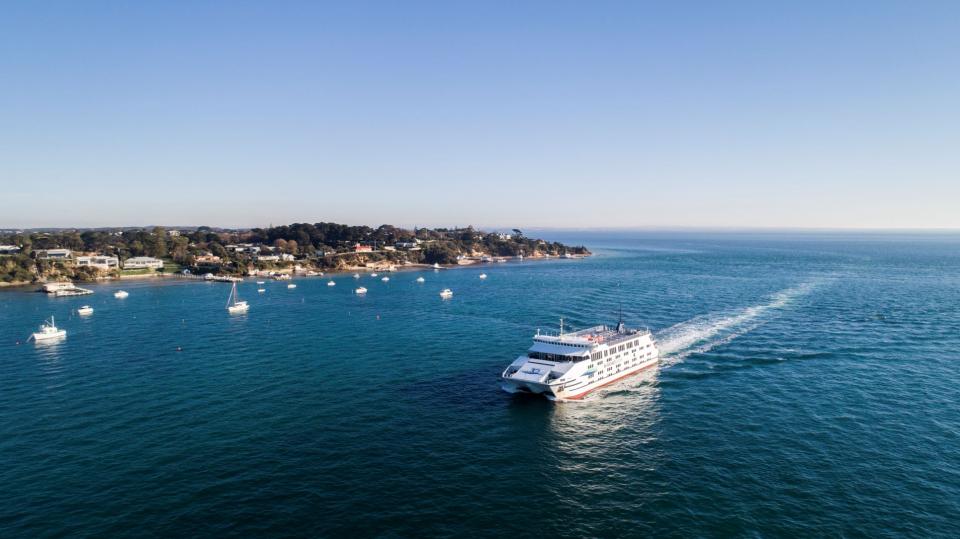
(2, 232), (959, 537)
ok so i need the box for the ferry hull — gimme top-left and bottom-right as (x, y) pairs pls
(502, 356), (659, 401)
(556, 358), (658, 400)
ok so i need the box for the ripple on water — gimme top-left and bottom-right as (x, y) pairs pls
(2, 235), (960, 536)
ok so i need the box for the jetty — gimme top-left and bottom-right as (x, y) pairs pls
(40, 282), (94, 297)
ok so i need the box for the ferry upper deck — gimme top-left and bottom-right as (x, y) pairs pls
(533, 324), (651, 348)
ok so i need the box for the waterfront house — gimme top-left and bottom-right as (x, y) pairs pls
(255, 255), (280, 262)
(123, 256), (164, 270)
(0, 245), (21, 255)
(76, 255), (120, 270)
(354, 243), (373, 252)
(35, 249), (73, 260)
(195, 254), (222, 264)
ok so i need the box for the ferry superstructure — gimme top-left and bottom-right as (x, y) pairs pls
(501, 319), (659, 401)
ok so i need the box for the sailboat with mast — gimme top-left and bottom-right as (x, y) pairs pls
(226, 281), (249, 314)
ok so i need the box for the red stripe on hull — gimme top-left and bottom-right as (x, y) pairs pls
(562, 360), (658, 400)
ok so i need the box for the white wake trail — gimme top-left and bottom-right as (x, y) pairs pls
(655, 280), (825, 367)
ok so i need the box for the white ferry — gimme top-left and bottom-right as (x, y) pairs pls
(501, 318), (659, 401)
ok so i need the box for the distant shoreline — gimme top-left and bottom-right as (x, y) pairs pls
(0, 254), (587, 291)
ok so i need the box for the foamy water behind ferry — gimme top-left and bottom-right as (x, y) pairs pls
(1, 231), (959, 537)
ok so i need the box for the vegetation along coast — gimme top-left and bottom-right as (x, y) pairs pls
(0, 223), (590, 287)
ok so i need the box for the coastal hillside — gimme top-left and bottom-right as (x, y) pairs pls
(0, 224), (589, 285)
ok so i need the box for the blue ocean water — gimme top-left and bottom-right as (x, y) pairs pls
(2, 232), (959, 537)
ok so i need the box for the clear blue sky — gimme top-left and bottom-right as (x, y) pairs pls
(1, 1), (958, 229)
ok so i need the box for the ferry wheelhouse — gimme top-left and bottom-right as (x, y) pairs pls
(501, 319), (659, 401)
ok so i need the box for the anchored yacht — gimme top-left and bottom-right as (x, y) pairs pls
(501, 318), (659, 401)
(30, 316), (66, 342)
(226, 281), (249, 314)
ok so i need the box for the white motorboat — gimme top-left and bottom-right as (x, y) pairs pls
(30, 316), (66, 341)
(371, 273), (378, 278)
(114, 290), (129, 299)
(77, 305), (94, 316)
(256, 281), (265, 285)
(416, 276), (425, 283)
(433, 263), (441, 269)
(355, 287), (368, 295)
(287, 283), (297, 289)
(327, 281), (336, 287)
(226, 282), (249, 314)
(479, 273), (487, 280)
(381, 276), (390, 282)
(258, 288), (266, 293)
(440, 288), (453, 299)
(353, 273), (361, 279)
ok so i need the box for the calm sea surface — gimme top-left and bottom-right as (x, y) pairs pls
(2, 232), (959, 537)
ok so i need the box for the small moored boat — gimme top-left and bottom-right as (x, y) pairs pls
(381, 276), (390, 282)
(114, 290), (129, 299)
(226, 282), (249, 314)
(287, 283), (297, 289)
(416, 276), (425, 283)
(479, 273), (487, 280)
(77, 305), (94, 316)
(327, 281), (336, 287)
(440, 288), (453, 299)
(30, 316), (66, 342)
(355, 287), (368, 295)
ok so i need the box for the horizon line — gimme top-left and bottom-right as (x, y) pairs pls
(3, 223), (960, 234)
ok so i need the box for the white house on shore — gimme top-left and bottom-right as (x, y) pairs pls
(76, 255), (120, 270)
(123, 256), (164, 270)
(0, 245), (21, 255)
(35, 248), (73, 260)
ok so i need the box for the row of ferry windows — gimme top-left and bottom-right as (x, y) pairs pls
(590, 342), (652, 360)
(589, 356), (645, 378)
(531, 342), (653, 363)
